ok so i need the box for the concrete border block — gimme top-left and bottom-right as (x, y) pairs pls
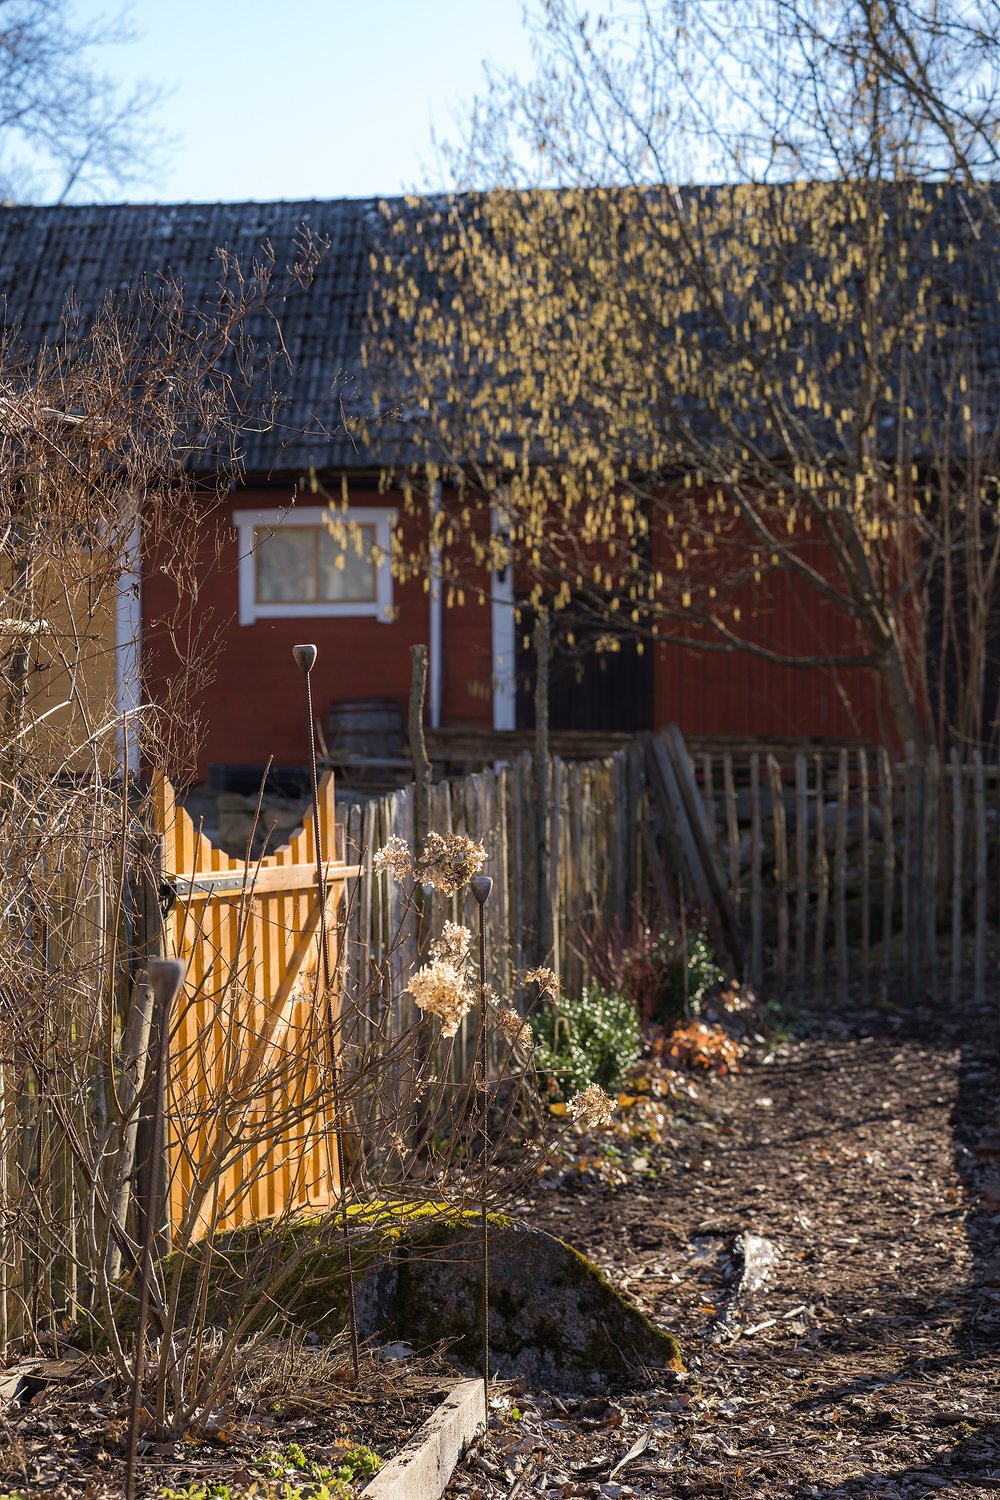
(360, 1378), (486, 1500)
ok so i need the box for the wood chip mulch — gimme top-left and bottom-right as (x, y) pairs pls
(447, 985), (1000, 1499)
(0, 1347), (445, 1498)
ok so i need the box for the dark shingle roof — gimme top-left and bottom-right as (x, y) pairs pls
(2, 187), (998, 478)
(0, 197), (400, 474)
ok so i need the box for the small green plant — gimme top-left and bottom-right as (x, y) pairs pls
(577, 903), (725, 1025)
(161, 1443), (381, 1500)
(160, 1486), (244, 1500)
(651, 927), (724, 1023)
(531, 983), (641, 1098)
(257, 1440), (381, 1489)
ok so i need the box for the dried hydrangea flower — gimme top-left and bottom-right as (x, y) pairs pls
(415, 831), (486, 896)
(567, 1083), (615, 1130)
(407, 958), (475, 1037)
(494, 1006), (533, 1051)
(373, 834), (412, 883)
(430, 920), (473, 966)
(523, 966), (559, 1002)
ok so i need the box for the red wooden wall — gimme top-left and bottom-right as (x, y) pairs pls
(141, 481), (887, 785)
(141, 484), (494, 783)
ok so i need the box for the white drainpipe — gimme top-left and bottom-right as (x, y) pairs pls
(491, 506), (516, 730)
(429, 480), (443, 729)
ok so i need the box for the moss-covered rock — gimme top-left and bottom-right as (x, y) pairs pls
(152, 1204), (680, 1391)
(394, 1215), (681, 1389)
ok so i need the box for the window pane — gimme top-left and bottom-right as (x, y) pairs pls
(255, 527), (316, 602)
(318, 523), (377, 602)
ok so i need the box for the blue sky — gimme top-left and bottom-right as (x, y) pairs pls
(69, 0), (537, 203)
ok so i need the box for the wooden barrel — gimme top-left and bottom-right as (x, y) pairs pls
(326, 698), (404, 761)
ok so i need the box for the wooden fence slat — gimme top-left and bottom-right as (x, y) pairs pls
(902, 746), (925, 1005)
(750, 752), (763, 988)
(834, 749), (848, 1005)
(879, 749), (894, 999)
(646, 735), (732, 968)
(723, 752), (740, 917)
(974, 750), (987, 1005)
(767, 754), (788, 992)
(702, 754), (717, 846)
(859, 749), (870, 1004)
(813, 753), (828, 1006)
(665, 727), (744, 972)
(950, 749), (964, 1004)
(795, 752), (808, 985)
(924, 747), (940, 982)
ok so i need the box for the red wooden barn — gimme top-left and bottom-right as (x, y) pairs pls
(0, 199), (884, 784)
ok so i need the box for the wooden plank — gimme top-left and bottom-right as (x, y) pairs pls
(166, 861), (359, 898)
(644, 735), (725, 960)
(359, 1379), (486, 1500)
(767, 754), (789, 993)
(950, 749), (963, 1005)
(813, 754), (828, 1006)
(795, 752), (809, 985)
(858, 750), (870, 1005)
(834, 748), (848, 1005)
(924, 746), (940, 981)
(974, 749), (987, 1005)
(902, 747), (925, 1005)
(701, 753), (717, 846)
(550, 757), (564, 982)
(749, 751), (763, 987)
(641, 819), (676, 925)
(612, 753), (628, 923)
(878, 749), (894, 999)
(627, 740), (645, 905)
(722, 753), (740, 922)
(665, 726), (744, 973)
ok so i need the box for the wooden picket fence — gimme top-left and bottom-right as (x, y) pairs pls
(680, 739), (1000, 1006)
(154, 770), (358, 1237)
(339, 752), (642, 1075)
(341, 734), (999, 1060)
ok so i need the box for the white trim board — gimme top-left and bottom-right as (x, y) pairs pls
(491, 513), (516, 732)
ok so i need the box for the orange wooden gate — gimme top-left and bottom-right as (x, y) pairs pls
(153, 771), (357, 1239)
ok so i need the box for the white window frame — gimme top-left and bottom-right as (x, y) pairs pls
(234, 505), (396, 626)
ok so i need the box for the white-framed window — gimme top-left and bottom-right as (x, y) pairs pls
(234, 506), (396, 626)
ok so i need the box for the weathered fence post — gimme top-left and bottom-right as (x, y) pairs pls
(950, 747), (964, 1005)
(533, 614), (552, 966)
(878, 749), (894, 1000)
(767, 754), (788, 993)
(813, 754), (829, 1006)
(834, 749), (849, 1005)
(795, 752), (809, 986)
(749, 752), (762, 987)
(859, 749), (870, 1004)
(974, 750), (987, 1004)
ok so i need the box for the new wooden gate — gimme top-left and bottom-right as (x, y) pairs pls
(153, 771), (357, 1239)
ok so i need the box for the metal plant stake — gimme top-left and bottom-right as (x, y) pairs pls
(470, 873), (493, 1398)
(125, 957), (185, 1500)
(292, 643), (360, 1385)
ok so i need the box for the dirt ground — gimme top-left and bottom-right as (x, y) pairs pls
(448, 986), (1000, 1498)
(1, 985), (996, 1498)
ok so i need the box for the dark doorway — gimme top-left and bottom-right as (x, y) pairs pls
(515, 598), (654, 733)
